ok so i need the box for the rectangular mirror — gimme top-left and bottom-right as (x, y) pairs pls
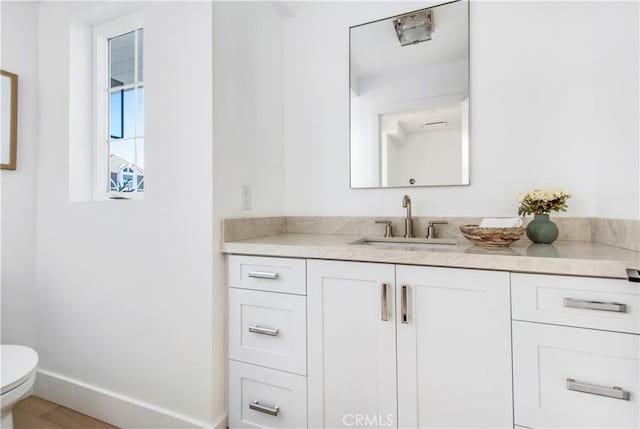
(350, 0), (469, 188)
(1, 69), (18, 170)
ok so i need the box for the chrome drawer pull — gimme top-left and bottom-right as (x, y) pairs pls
(248, 325), (279, 336)
(564, 298), (627, 313)
(249, 400), (280, 416)
(381, 283), (389, 321)
(248, 271), (278, 280)
(401, 285), (408, 324)
(566, 378), (630, 400)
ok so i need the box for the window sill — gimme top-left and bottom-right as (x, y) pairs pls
(98, 192), (145, 201)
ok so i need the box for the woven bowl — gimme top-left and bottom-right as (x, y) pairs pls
(459, 225), (526, 247)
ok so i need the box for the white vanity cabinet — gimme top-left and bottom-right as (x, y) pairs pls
(228, 254), (640, 429)
(395, 266), (513, 428)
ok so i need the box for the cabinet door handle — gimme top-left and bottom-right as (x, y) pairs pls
(248, 325), (279, 336)
(381, 283), (389, 321)
(401, 285), (408, 324)
(566, 378), (630, 400)
(248, 271), (278, 280)
(249, 400), (280, 416)
(564, 298), (627, 313)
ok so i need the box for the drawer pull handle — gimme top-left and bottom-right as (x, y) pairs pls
(381, 283), (389, 321)
(248, 325), (279, 336)
(401, 285), (408, 324)
(564, 298), (627, 313)
(248, 271), (278, 280)
(566, 378), (630, 400)
(250, 400), (280, 416)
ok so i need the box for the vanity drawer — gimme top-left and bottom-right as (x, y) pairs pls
(513, 321), (639, 428)
(228, 255), (306, 295)
(229, 361), (307, 429)
(229, 288), (306, 375)
(511, 273), (639, 334)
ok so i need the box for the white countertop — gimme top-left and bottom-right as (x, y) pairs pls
(222, 233), (640, 279)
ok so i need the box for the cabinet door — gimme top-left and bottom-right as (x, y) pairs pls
(308, 260), (397, 428)
(513, 321), (639, 428)
(396, 265), (513, 428)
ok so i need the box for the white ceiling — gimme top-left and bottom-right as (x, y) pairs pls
(351, 0), (468, 80)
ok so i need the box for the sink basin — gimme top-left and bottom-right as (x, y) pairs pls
(350, 237), (457, 250)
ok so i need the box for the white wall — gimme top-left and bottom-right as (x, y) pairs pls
(0, 1), (39, 348)
(35, 2), (219, 427)
(283, 1), (640, 219)
(213, 1), (284, 220)
(582, 2), (639, 219)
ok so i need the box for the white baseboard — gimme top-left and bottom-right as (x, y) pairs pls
(35, 369), (227, 429)
(213, 415), (227, 429)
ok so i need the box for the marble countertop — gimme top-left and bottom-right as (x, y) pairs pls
(222, 233), (640, 279)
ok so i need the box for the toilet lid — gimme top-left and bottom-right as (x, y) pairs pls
(1, 345), (39, 394)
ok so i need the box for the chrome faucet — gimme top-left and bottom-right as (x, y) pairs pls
(402, 195), (414, 238)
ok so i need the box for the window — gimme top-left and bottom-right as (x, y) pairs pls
(108, 28), (144, 193)
(94, 15), (144, 197)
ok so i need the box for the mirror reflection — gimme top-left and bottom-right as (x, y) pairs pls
(350, 0), (469, 188)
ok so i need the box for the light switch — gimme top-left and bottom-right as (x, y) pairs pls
(241, 185), (251, 211)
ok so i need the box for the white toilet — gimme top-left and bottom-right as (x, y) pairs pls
(1, 345), (39, 429)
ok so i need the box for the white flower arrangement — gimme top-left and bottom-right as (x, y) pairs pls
(518, 188), (571, 216)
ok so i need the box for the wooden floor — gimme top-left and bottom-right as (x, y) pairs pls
(13, 396), (118, 429)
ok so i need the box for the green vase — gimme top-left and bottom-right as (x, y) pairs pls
(526, 214), (559, 244)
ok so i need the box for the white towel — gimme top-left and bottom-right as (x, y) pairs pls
(479, 217), (523, 228)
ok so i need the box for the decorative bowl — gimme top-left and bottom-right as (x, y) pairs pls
(459, 225), (526, 247)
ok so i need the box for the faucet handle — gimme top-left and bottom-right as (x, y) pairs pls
(375, 220), (393, 238)
(426, 221), (448, 239)
(428, 220), (448, 226)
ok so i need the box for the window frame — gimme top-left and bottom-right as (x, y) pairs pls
(93, 12), (144, 200)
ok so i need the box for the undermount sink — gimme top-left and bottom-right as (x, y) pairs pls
(350, 237), (457, 250)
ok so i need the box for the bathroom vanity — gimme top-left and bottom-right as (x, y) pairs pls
(224, 229), (640, 428)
